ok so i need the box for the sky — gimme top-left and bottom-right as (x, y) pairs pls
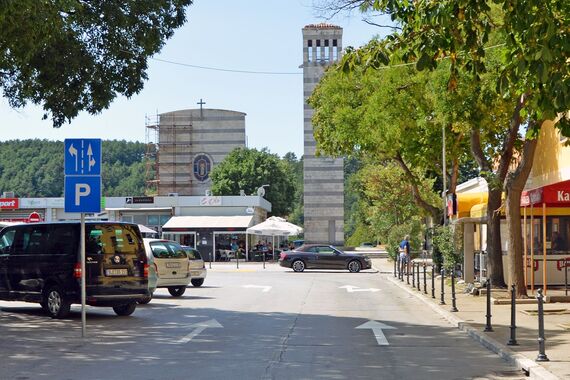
(0, 1), (390, 158)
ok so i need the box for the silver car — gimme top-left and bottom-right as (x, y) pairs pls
(143, 238), (191, 297)
(182, 246), (207, 287)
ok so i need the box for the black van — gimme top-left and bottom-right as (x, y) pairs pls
(0, 222), (149, 318)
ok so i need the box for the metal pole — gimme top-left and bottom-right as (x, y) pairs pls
(542, 203), (547, 294)
(451, 269), (458, 312)
(536, 289), (549, 361)
(507, 284), (518, 346)
(564, 259), (568, 296)
(394, 255), (397, 277)
(263, 243), (266, 269)
(484, 280), (493, 332)
(440, 268), (446, 305)
(400, 256), (404, 282)
(412, 262), (416, 288)
(406, 262), (410, 285)
(442, 125), (447, 226)
(423, 263), (427, 294)
(417, 261), (421, 291)
(431, 265), (435, 298)
(80, 213), (86, 338)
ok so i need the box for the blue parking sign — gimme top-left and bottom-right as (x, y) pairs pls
(64, 176), (102, 213)
(64, 139), (102, 176)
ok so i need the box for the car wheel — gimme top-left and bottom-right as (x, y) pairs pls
(113, 302), (137, 316)
(138, 293), (153, 304)
(348, 260), (361, 273)
(292, 260), (305, 272)
(191, 278), (204, 287)
(168, 286), (186, 297)
(44, 285), (71, 319)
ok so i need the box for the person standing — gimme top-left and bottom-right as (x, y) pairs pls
(399, 235), (411, 274)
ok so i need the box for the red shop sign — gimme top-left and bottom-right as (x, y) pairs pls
(0, 198), (19, 209)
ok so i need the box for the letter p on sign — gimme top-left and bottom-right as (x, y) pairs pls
(75, 183), (91, 205)
(65, 176), (101, 213)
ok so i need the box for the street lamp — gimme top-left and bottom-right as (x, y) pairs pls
(257, 184), (270, 197)
(442, 125), (447, 226)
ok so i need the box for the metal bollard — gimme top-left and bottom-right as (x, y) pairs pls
(564, 259), (570, 296)
(417, 262), (421, 291)
(423, 263), (427, 294)
(484, 280), (493, 332)
(400, 257), (404, 282)
(450, 269), (458, 312)
(412, 262), (416, 287)
(440, 269), (446, 305)
(431, 265), (435, 298)
(536, 289), (550, 361)
(406, 261), (410, 284)
(394, 256), (397, 278)
(507, 284), (518, 346)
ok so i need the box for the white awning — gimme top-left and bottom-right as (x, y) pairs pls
(162, 216), (254, 230)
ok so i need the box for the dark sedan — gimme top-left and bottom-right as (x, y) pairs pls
(278, 244), (372, 273)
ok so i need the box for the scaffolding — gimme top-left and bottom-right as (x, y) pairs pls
(145, 112), (195, 196)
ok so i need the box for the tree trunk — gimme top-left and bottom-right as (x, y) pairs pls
(505, 133), (539, 298)
(486, 185), (506, 288)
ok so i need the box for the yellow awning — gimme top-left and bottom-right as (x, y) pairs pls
(457, 192), (488, 218)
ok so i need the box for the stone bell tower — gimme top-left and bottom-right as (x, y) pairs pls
(302, 24), (344, 246)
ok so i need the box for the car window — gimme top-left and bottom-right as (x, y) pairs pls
(48, 225), (78, 256)
(86, 224), (142, 255)
(317, 246), (336, 255)
(0, 229), (16, 254)
(183, 247), (202, 260)
(150, 241), (187, 259)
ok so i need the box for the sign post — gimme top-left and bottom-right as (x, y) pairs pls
(64, 139), (102, 338)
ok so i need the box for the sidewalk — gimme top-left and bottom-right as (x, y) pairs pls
(372, 258), (570, 380)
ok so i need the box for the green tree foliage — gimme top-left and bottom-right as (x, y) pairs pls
(282, 152), (304, 227)
(0, 0), (192, 127)
(209, 148), (296, 217)
(0, 140), (148, 197)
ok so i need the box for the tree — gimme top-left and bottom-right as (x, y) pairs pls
(309, 58), (471, 222)
(319, 0), (569, 295)
(210, 148), (296, 217)
(282, 152), (304, 227)
(0, 0), (192, 127)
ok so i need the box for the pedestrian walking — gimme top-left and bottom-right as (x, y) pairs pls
(399, 235), (411, 274)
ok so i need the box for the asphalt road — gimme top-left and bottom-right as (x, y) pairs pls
(0, 264), (524, 380)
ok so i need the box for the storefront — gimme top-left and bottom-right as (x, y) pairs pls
(521, 179), (570, 290)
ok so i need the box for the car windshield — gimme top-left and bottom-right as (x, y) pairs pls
(183, 247), (202, 260)
(150, 241), (187, 259)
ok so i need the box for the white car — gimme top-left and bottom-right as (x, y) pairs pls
(143, 238), (191, 297)
(182, 246), (207, 287)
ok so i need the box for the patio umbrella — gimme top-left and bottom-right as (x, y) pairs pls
(138, 224), (157, 234)
(246, 217), (303, 261)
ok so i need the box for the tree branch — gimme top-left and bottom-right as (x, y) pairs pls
(362, 18), (402, 30)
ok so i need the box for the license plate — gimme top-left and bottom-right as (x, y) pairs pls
(106, 268), (128, 276)
(191, 271), (201, 276)
(166, 262), (181, 268)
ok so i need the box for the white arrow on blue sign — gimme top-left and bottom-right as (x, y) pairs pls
(64, 139), (102, 213)
(64, 139), (101, 176)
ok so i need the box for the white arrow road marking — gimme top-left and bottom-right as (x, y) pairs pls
(242, 285), (272, 292)
(356, 320), (396, 346)
(339, 285), (381, 293)
(178, 319), (223, 344)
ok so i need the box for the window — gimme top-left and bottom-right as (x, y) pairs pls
(150, 241), (187, 259)
(317, 246), (336, 255)
(0, 229), (16, 254)
(86, 224), (141, 255)
(183, 247), (202, 260)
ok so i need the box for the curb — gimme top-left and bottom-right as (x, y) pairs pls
(377, 266), (560, 380)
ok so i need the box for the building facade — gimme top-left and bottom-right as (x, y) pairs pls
(151, 108), (246, 196)
(302, 23), (344, 245)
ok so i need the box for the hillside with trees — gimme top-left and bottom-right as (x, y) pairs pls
(0, 140), (148, 197)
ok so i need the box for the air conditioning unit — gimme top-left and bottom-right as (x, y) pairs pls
(2, 191), (15, 198)
(168, 192), (179, 197)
